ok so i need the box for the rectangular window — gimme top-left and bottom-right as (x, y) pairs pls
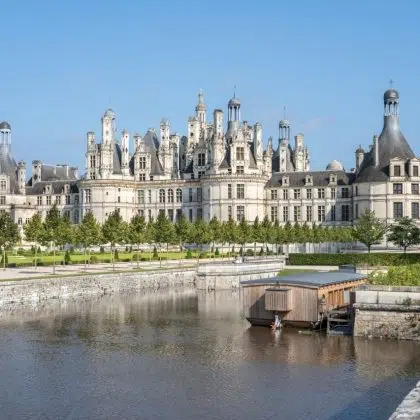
(37, 196), (42, 205)
(159, 189), (165, 203)
(90, 155), (96, 168)
(331, 188), (336, 199)
(294, 206), (301, 222)
(176, 209), (182, 221)
(228, 184), (232, 199)
(318, 188), (325, 199)
(412, 184), (419, 195)
(283, 207), (289, 222)
(271, 206), (278, 222)
(293, 189), (301, 200)
(355, 186), (358, 196)
(0, 180), (6, 191)
(189, 188), (193, 202)
(117, 196), (121, 203)
(331, 205), (336, 221)
(306, 206), (312, 222)
(150, 176), (154, 181)
(85, 190), (91, 204)
(283, 189), (289, 200)
(237, 184), (244, 199)
(236, 147), (244, 161)
(394, 166), (401, 177)
(197, 188), (202, 202)
(189, 209), (193, 222)
(66, 195), (71, 205)
(176, 189), (182, 203)
(393, 183), (403, 194)
(341, 187), (349, 198)
(56, 195), (61, 205)
(414, 166), (419, 177)
(138, 209), (144, 217)
(46, 196), (52, 205)
(355, 204), (359, 219)
(168, 189), (174, 203)
(139, 156), (146, 169)
(148, 190), (152, 203)
(0, 196), (5, 205)
(148, 209), (152, 221)
(393, 202), (403, 219)
(271, 189), (277, 200)
(139, 173), (146, 181)
(197, 208), (203, 219)
(198, 171), (205, 179)
(306, 188), (312, 199)
(138, 190), (145, 204)
(341, 204), (350, 221)
(236, 205), (245, 221)
(168, 209), (174, 222)
(412, 203), (419, 219)
(198, 153), (205, 166)
(236, 166), (244, 175)
(228, 206), (232, 219)
(318, 205), (326, 222)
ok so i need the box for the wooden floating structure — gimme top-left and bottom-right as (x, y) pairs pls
(241, 270), (367, 329)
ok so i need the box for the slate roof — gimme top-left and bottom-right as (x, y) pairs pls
(219, 146), (231, 169)
(113, 142), (122, 174)
(241, 271), (366, 288)
(266, 170), (355, 188)
(141, 129), (164, 175)
(0, 146), (18, 193)
(272, 144), (295, 172)
(26, 181), (79, 195)
(355, 115), (415, 183)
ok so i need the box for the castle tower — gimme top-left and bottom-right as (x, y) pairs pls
(294, 133), (308, 172)
(278, 119), (290, 172)
(86, 131), (97, 179)
(100, 108), (116, 178)
(228, 91), (241, 133)
(253, 122), (263, 169)
(17, 160), (26, 195)
(195, 89), (206, 127)
(159, 118), (173, 176)
(0, 121), (12, 157)
(210, 109), (225, 171)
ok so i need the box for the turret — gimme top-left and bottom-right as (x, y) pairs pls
(121, 129), (130, 176)
(228, 92), (241, 133)
(31, 160), (42, 185)
(355, 145), (365, 171)
(0, 121), (12, 157)
(100, 108), (116, 178)
(17, 160), (26, 195)
(195, 90), (206, 126)
(159, 119), (173, 176)
(264, 137), (273, 174)
(253, 122), (263, 164)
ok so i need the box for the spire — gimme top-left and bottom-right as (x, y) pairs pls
(195, 89), (206, 124)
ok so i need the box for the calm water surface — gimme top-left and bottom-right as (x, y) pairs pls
(0, 289), (419, 420)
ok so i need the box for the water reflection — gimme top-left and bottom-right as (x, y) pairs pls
(0, 289), (419, 420)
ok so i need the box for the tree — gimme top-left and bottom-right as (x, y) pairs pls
(154, 212), (176, 257)
(237, 217), (250, 256)
(102, 210), (127, 270)
(260, 216), (272, 257)
(128, 214), (147, 267)
(222, 218), (237, 258)
(208, 216), (222, 257)
(272, 219), (283, 255)
(0, 212), (19, 270)
(24, 212), (44, 268)
(174, 213), (191, 252)
(387, 217), (420, 253)
(57, 214), (74, 256)
(42, 204), (63, 274)
(251, 217), (262, 257)
(351, 209), (387, 253)
(76, 212), (101, 269)
(190, 217), (212, 258)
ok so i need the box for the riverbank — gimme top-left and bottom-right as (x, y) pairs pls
(389, 381), (420, 420)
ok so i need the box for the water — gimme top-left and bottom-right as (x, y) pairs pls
(0, 289), (419, 420)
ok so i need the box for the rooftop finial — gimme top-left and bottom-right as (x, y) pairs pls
(233, 85), (236, 98)
(389, 78), (394, 88)
(198, 88), (204, 104)
(283, 105), (286, 119)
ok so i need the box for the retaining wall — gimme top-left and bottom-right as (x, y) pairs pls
(389, 381), (420, 420)
(354, 285), (420, 341)
(0, 269), (196, 308)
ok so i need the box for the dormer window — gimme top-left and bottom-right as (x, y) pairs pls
(282, 176), (289, 186)
(305, 175), (313, 185)
(414, 166), (419, 177)
(394, 165), (401, 177)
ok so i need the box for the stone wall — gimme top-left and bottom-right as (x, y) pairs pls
(389, 380), (420, 420)
(354, 285), (420, 341)
(195, 259), (285, 290)
(0, 269), (196, 308)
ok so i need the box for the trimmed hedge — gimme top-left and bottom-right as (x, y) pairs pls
(288, 253), (420, 266)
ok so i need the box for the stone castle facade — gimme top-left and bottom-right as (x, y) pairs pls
(0, 87), (419, 234)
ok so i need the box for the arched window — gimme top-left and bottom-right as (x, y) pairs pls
(159, 189), (165, 203)
(168, 189), (174, 203)
(176, 188), (182, 203)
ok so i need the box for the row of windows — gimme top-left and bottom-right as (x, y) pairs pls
(393, 183), (420, 194)
(137, 207), (203, 223)
(270, 205), (351, 223)
(270, 187), (350, 200)
(392, 165), (419, 177)
(36, 195), (74, 206)
(138, 188), (204, 204)
(392, 202), (420, 219)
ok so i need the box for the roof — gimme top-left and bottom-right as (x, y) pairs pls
(26, 181), (79, 195)
(0, 146), (18, 193)
(241, 271), (366, 288)
(355, 115), (415, 183)
(272, 143), (295, 172)
(141, 129), (164, 175)
(0, 121), (11, 130)
(266, 170), (355, 188)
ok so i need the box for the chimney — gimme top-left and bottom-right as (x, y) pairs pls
(373, 134), (379, 167)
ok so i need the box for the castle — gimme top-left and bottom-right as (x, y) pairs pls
(0, 87), (418, 233)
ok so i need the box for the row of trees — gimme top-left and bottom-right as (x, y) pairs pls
(0, 205), (419, 271)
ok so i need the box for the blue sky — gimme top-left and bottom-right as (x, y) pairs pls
(1, 0), (419, 172)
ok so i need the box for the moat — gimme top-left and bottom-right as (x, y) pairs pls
(1, 289), (419, 420)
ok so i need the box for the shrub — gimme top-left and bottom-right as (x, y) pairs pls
(246, 249), (254, 257)
(121, 258), (131, 262)
(132, 253), (141, 261)
(64, 251), (71, 265)
(186, 249), (193, 259)
(100, 246), (105, 254)
(7, 262), (17, 268)
(368, 264), (420, 286)
(288, 253), (420, 267)
(17, 248), (25, 255)
(114, 249), (119, 261)
(215, 248), (220, 256)
(199, 252), (208, 259)
(90, 255), (99, 264)
(259, 247), (264, 256)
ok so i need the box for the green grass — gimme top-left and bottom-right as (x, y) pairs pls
(278, 269), (316, 276)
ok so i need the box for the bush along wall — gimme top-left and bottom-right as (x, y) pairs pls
(288, 253), (420, 266)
